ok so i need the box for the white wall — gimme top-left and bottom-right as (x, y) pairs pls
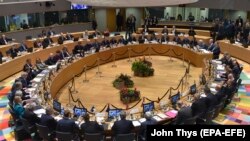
(229, 11), (247, 21)
(125, 8), (142, 29)
(0, 0), (71, 16)
(95, 8), (107, 31)
(188, 0), (250, 11)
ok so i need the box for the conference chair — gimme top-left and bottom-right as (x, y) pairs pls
(84, 133), (104, 141)
(20, 117), (38, 140)
(36, 123), (52, 141)
(56, 131), (74, 141)
(213, 102), (224, 119)
(180, 115), (198, 125)
(114, 133), (137, 141)
(197, 109), (215, 125)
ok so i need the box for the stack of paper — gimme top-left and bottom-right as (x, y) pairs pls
(132, 121), (141, 127)
(152, 116), (162, 121)
(165, 110), (178, 118)
(157, 113), (168, 119)
(139, 118), (146, 123)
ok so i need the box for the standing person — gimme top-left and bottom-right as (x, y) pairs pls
(116, 12), (123, 32)
(131, 14), (136, 33)
(152, 16), (158, 27)
(92, 19), (97, 30)
(236, 15), (243, 27)
(125, 16), (132, 40)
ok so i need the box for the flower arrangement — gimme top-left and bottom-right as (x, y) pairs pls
(113, 74), (134, 89)
(120, 88), (140, 104)
(131, 57), (154, 77)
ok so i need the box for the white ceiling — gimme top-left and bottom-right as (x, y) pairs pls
(68, 0), (199, 7)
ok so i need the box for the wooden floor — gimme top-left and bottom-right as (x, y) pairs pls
(58, 56), (202, 111)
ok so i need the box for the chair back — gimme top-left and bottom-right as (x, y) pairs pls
(213, 102), (224, 119)
(56, 131), (73, 141)
(84, 133), (104, 141)
(204, 109), (215, 124)
(180, 116), (197, 125)
(36, 123), (51, 140)
(114, 133), (136, 141)
(20, 117), (36, 133)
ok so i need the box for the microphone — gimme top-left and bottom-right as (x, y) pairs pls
(90, 106), (96, 113)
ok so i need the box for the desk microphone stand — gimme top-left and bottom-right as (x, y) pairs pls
(83, 65), (89, 83)
(112, 52), (117, 67)
(96, 58), (102, 77)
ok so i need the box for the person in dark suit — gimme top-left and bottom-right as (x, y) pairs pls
(93, 40), (101, 52)
(73, 42), (84, 56)
(56, 109), (79, 139)
(116, 12), (123, 32)
(207, 39), (215, 51)
(0, 34), (13, 45)
(161, 26), (168, 35)
(235, 32), (243, 43)
(139, 111), (157, 141)
(22, 104), (41, 125)
(197, 40), (208, 50)
(188, 12), (195, 22)
(65, 32), (74, 40)
(236, 15), (243, 27)
(212, 42), (221, 59)
(118, 36), (128, 45)
(182, 35), (190, 45)
(8, 45), (18, 59)
(40, 106), (57, 132)
(61, 47), (70, 59)
(111, 111), (134, 136)
(243, 34), (250, 46)
(58, 32), (66, 44)
(20, 20), (29, 29)
(188, 27), (196, 36)
(92, 19), (97, 30)
(174, 102), (194, 125)
(172, 34), (182, 44)
(19, 41), (28, 52)
(161, 33), (169, 43)
(204, 87), (219, 111)
(102, 38), (111, 48)
(110, 38), (117, 46)
(45, 53), (57, 65)
(80, 113), (104, 135)
(35, 58), (47, 72)
(214, 85), (226, 103)
(152, 16), (158, 27)
(42, 35), (54, 48)
(16, 72), (29, 88)
(191, 95), (208, 118)
(47, 28), (55, 36)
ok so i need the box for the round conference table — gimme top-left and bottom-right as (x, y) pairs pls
(218, 40), (250, 64)
(50, 43), (213, 98)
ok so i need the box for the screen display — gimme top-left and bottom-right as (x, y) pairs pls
(73, 107), (87, 117)
(190, 84), (197, 94)
(143, 102), (155, 113)
(108, 109), (122, 118)
(53, 100), (61, 112)
(71, 3), (90, 10)
(171, 92), (180, 105)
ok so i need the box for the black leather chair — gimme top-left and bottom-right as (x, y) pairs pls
(197, 109), (215, 124)
(36, 123), (52, 141)
(114, 133), (137, 141)
(180, 115), (198, 125)
(84, 133), (104, 141)
(56, 131), (74, 141)
(213, 102), (224, 119)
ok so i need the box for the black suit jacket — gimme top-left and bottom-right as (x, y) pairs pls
(56, 117), (79, 133)
(80, 121), (104, 134)
(8, 48), (18, 58)
(42, 37), (53, 48)
(111, 119), (134, 135)
(40, 114), (57, 132)
(205, 93), (219, 111)
(191, 98), (208, 117)
(22, 110), (41, 125)
(0, 37), (12, 45)
(175, 106), (193, 124)
(58, 36), (66, 44)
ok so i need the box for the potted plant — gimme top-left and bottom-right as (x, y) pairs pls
(113, 74), (134, 89)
